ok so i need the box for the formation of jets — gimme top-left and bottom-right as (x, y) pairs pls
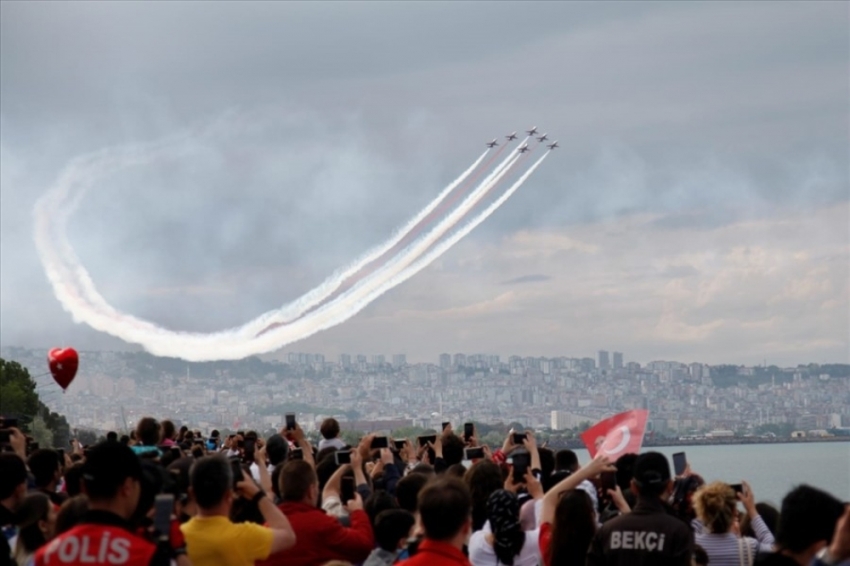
(487, 128), (558, 152)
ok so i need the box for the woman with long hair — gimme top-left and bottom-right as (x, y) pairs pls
(469, 486), (543, 566)
(464, 460), (507, 532)
(13, 492), (57, 565)
(538, 454), (613, 566)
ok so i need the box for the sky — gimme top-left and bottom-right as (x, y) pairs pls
(1, 1), (848, 366)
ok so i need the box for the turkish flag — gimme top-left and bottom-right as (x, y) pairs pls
(581, 410), (649, 461)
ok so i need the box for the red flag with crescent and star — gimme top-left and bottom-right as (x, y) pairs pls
(581, 410), (649, 461)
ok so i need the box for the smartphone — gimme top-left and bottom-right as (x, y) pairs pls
(512, 432), (527, 445)
(29, 441), (40, 452)
(57, 448), (65, 463)
(289, 447), (304, 460)
(672, 452), (687, 476)
(463, 422), (474, 442)
(370, 436), (389, 450)
(341, 476), (355, 504)
(600, 471), (617, 492)
(417, 435), (436, 448)
(464, 447), (484, 460)
(512, 452), (530, 484)
(335, 450), (352, 465)
(0, 430), (11, 444)
(285, 414), (296, 431)
(153, 494), (174, 541)
(229, 457), (244, 488)
(441, 422), (450, 431)
(3, 418), (18, 429)
(393, 439), (407, 451)
(243, 438), (256, 462)
(730, 483), (743, 494)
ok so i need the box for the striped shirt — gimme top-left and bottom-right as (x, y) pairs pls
(695, 514), (775, 566)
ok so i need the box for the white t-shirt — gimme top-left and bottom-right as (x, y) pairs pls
(468, 528), (541, 566)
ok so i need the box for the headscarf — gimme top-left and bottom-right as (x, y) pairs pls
(487, 490), (525, 566)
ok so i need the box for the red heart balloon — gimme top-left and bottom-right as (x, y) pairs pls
(48, 348), (79, 391)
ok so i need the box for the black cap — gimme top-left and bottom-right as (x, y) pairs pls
(82, 442), (143, 500)
(633, 452), (671, 494)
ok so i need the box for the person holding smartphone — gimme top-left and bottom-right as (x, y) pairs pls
(180, 454), (296, 566)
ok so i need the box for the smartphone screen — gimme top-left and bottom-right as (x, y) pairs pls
(463, 422), (474, 441)
(512, 432), (527, 446)
(730, 483), (743, 494)
(3, 418), (18, 429)
(417, 435), (436, 448)
(289, 447), (303, 460)
(464, 447), (484, 460)
(393, 439), (407, 451)
(441, 422), (450, 431)
(0, 430), (11, 444)
(341, 477), (355, 504)
(153, 494), (174, 541)
(335, 450), (352, 465)
(370, 436), (389, 450)
(672, 452), (687, 476)
(285, 414), (296, 431)
(243, 439), (256, 461)
(512, 452), (530, 484)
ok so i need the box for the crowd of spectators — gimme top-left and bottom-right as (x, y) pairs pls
(1, 414), (848, 566)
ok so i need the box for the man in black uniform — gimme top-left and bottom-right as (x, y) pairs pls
(587, 452), (692, 566)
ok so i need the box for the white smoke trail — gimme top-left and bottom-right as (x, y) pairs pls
(33, 132), (547, 360)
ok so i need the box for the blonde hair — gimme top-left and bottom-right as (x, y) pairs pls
(693, 482), (738, 533)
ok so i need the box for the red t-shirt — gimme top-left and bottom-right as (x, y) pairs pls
(35, 523), (156, 566)
(539, 522), (552, 566)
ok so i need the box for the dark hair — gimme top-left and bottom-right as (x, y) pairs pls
(753, 502), (779, 535)
(315, 452), (340, 494)
(418, 477), (471, 541)
(82, 442), (143, 501)
(178, 426), (189, 441)
(0, 453), (27, 499)
(280, 460), (317, 503)
(441, 434), (465, 466)
(410, 463), (434, 476)
(537, 447), (555, 483)
(13, 492), (51, 554)
(63, 462), (85, 497)
(119, 435), (130, 445)
(265, 435), (288, 466)
(160, 420), (176, 442)
(548, 489), (596, 566)
(27, 449), (60, 488)
(189, 455), (232, 509)
(55, 495), (89, 535)
(632, 452), (671, 497)
(320, 418), (340, 440)
(464, 460), (504, 532)
(374, 509), (416, 552)
(365, 490), (398, 527)
(544, 469), (571, 493)
(776, 485), (845, 552)
(487, 490), (525, 566)
(555, 449), (579, 472)
(106, 431), (118, 443)
(615, 453), (638, 490)
(135, 417), (160, 446)
(396, 472), (430, 513)
(270, 463), (285, 501)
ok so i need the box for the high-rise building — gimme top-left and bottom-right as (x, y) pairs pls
(372, 355), (385, 366)
(613, 352), (623, 369)
(392, 354), (407, 367)
(356, 354), (367, 363)
(338, 354), (351, 367)
(453, 353), (467, 367)
(439, 353), (451, 369)
(598, 350), (610, 370)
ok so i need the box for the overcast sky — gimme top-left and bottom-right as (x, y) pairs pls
(1, 1), (847, 366)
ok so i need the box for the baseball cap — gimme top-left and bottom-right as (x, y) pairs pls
(82, 441), (143, 500)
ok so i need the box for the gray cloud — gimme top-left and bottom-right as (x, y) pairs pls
(0, 2), (847, 364)
(501, 274), (552, 286)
